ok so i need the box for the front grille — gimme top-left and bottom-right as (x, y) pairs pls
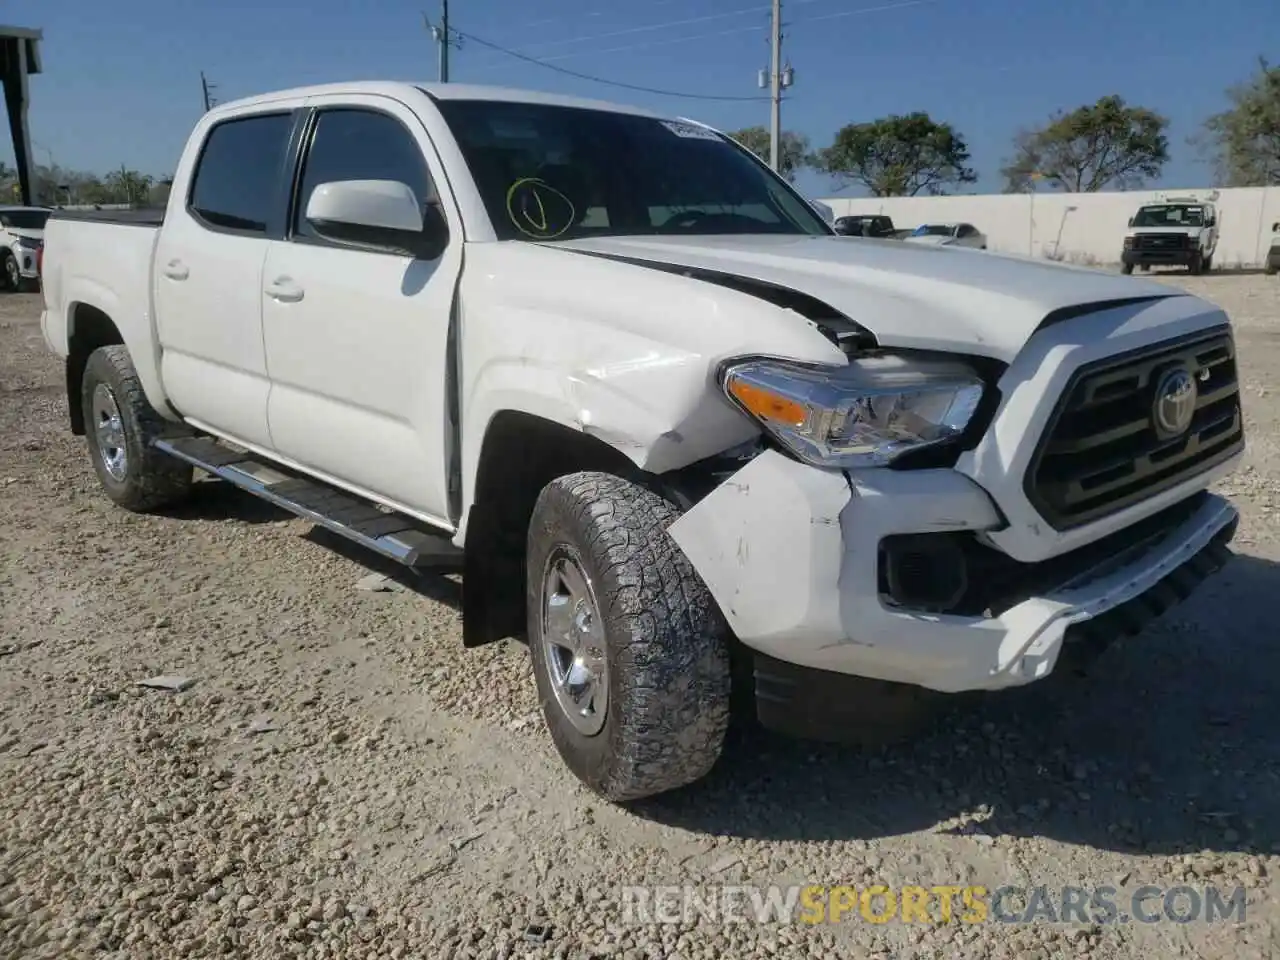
(1133, 233), (1190, 251)
(1025, 329), (1243, 530)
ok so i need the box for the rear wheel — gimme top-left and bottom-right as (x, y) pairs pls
(526, 472), (731, 802)
(81, 345), (193, 512)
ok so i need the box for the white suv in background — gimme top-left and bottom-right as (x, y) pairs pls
(0, 205), (51, 291)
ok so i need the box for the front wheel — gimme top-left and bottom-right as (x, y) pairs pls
(1121, 262), (1135, 275)
(526, 472), (731, 802)
(1, 251), (19, 291)
(81, 345), (194, 512)
(1188, 253), (1204, 276)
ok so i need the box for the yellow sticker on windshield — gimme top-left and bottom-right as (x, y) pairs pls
(505, 178), (577, 240)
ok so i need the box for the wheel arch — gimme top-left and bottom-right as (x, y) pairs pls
(65, 302), (127, 435)
(461, 409), (643, 649)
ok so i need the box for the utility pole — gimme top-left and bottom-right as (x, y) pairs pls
(424, 3), (462, 83)
(756, 2), (793, 173)
(769, 0), (782, 171)
(200, 72), (217, 112)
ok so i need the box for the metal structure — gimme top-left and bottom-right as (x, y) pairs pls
(1, 24), (42, 206)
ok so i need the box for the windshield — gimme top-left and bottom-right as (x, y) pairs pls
(433, 99), (830, 241)
(0, 209), (50, 231)
(912, 224), (954, 237)
(1132, 205), (1205, 228)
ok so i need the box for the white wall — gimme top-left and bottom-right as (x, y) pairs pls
(819, 187), (1280, 269)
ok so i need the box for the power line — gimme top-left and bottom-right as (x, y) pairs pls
(499, 4), (772, 55)
(539, 23), (768, 64)
(513, 0), (689, 32)
(467, 0), (933, 68)
(796, 0), (938, 27)
(452, 27), (771, 101)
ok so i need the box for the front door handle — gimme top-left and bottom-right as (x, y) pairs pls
(265, 276), (304, 303)
(162, 259), (189, 281)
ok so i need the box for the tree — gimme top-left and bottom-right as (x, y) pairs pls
(1001, 95), (1168, 193)
(815, 113), (976, 197)
(104, 166), (155, 206)
(1200, 57), (1280, 186)
(727, 126), (811, 182)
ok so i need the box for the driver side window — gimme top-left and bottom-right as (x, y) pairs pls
(293, 108), (433, 242)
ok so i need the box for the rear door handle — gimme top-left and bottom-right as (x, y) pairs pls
(162, 259), (189, 281)
(265, 276), (304, 303)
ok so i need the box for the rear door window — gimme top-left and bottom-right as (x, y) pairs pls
(188, 113), (293, 234)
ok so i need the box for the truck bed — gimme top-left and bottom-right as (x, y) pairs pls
(48, 208), (165, 227)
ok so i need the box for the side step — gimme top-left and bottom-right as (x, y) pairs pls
(154, 436), (462, 569)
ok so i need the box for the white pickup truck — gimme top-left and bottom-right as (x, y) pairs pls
(40, 82), (1245, 802)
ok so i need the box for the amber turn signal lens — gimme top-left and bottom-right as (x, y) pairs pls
(726, 378), (807, 427)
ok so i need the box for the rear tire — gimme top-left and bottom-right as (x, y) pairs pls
(526, 472), (731, 802)
(81, 345), (193, 512)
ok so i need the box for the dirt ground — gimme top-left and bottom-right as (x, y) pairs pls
(2, 274), (1279, 960)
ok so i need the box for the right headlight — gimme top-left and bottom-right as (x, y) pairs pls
(719, 353), (986, 469)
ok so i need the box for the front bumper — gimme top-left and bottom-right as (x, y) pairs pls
(12, 243), (41, 279)
(668, 450), (1238, 695)
(1122, 247), (1198, 267)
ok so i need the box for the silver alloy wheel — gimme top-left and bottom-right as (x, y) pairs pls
(92, 383), (128, 481)
(540, 547), (609, 736)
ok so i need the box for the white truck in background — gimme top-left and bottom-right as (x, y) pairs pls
(1121, 193), (1220, 275)
(40, 82), (1245, 802)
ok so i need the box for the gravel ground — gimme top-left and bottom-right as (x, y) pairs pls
(2, 274), (1279, 959)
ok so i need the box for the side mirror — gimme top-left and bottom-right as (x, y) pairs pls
(305, 179), (447, 258)
(1127, 216), (1135, 227)
(1273, 222), (1279, 233)
(811, 200), (835, 226)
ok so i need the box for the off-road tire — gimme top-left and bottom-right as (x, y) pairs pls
(1, 251), (19, 292)
(81, 345), (193, 512)
(526, 472), (731, 802)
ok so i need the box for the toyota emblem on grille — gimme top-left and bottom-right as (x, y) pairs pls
(1153, 367), (1197, 437)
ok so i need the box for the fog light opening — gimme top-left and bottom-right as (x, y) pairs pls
(881, 534), (969, 613)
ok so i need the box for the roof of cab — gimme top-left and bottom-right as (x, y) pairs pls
(209, 80), (668, 121)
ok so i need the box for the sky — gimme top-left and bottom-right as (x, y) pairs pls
(5, 0), (1276, 199)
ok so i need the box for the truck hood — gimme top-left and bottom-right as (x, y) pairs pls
(550, 234), (1182, 362)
